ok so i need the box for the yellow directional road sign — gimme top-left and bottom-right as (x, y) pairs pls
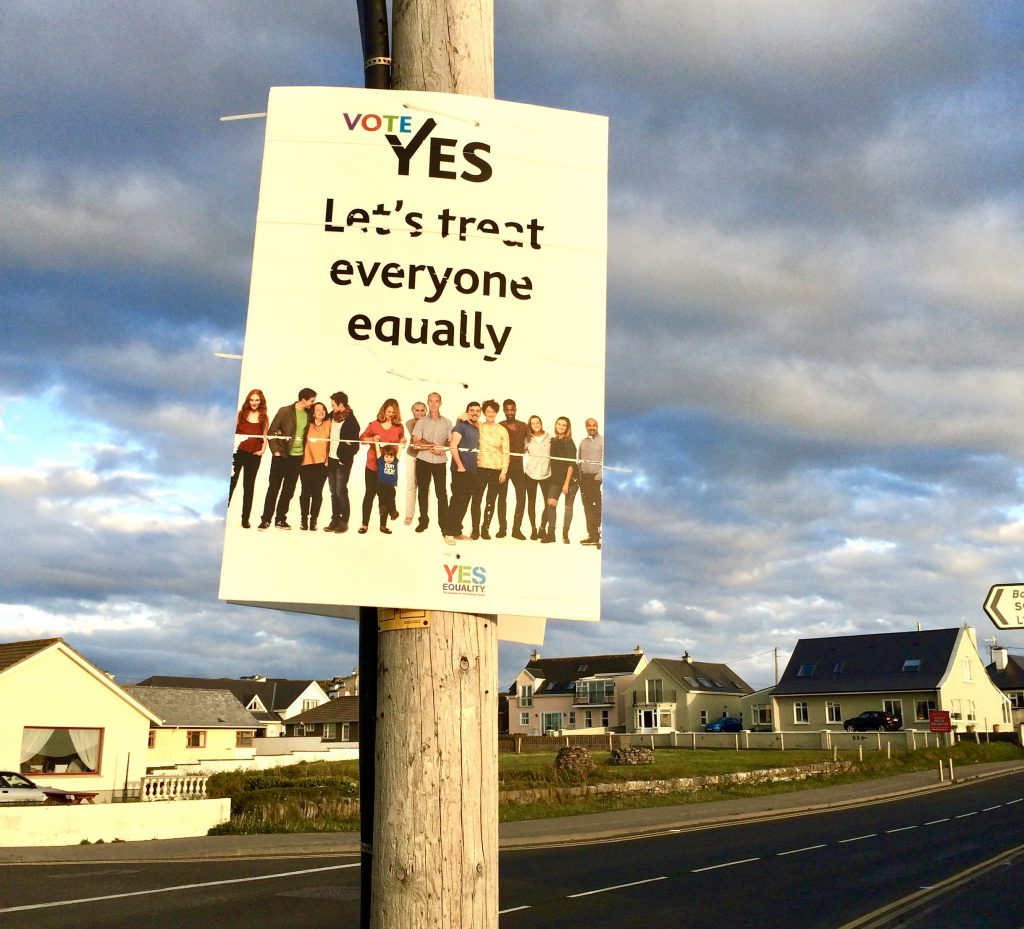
(983, 584), (1024, 630)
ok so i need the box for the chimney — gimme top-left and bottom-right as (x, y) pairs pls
(683, 651), (693, 664)
(530, 649), (541, 662)
(633, 644), (643, 656)
(964, 625), (977, 649)
(994, 647), (1009, 671)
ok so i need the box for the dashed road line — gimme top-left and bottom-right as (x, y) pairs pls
(777, 844), (826, 856)
(499, 905), (532, 914)
(982, 805), (1002, 811)
(692, 857), (760, 873)
(0, 863), (359, 914)
(839, 834), (877, 843)
(567, 876), (667, 898)
(885, 826), (917, 834)
(955, 811), (978, 819)
(924, 818), (949, 825)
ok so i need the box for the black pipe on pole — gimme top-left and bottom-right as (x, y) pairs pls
(357, 605), (378, 929)
(355, 11), (390, 928)
(357, 0), (392, 90)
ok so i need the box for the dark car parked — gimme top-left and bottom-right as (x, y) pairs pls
(843, 710), (901, 732)
(704, 716), (743, 733)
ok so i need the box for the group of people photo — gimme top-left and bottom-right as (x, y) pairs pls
(228, 387), (604, 549)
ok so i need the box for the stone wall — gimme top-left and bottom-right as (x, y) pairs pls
(499, 761), (852, 806)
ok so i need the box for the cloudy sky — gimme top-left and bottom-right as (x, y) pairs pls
(2, 1), (1023, 692)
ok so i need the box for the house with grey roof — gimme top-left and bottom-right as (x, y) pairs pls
(772, 626), (1012, 733)
(627, 653), (754, 732)
(134, 675), (329, 736)
(507, 648), (648, 736)
(284, 696), (359, 742)
(985, 647), (1024, 728)
(123, 685), (262, 769)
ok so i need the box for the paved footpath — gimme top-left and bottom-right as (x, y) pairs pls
(3, 760), (1022, 864)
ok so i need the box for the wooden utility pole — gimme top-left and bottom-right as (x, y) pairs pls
(371, 5), (497, 928)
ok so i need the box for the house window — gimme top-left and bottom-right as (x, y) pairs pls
(826, 702), (842, 724)
(883, 699), (903, 722)
(966, 700), (976, 722)
(518, 684), (533, 707)
(646, 678), (664, 702)
(601, 710), (609, 726)
(236, 730), (255, 747)
(568, 711), (576, 726)
(793, 703), (809, 724)
(962, 660), (973, 682)
(186, 730), (206, 748)
(699, 709), (708, 726)
(901, 659), (922, 672)
(915, 699), (937, 721)
(520, 712), (530, 727)
(323, 723), (336, 740)
(584, 710), (592, 727)
(304, 723), (316, 735)
(341, 723), (351, 741)
(752, 704), (772, 726)
(1009, 691), (1024, 709)
(20, 727), (103, 775)
(950, 699), (962, 720)
(797, 664), (816, 677)
(147, 729), (156, 749)
(302, 699), (318, 712)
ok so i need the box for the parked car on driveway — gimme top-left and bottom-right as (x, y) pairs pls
(705, 716), (743, 732)
(843, 711), (901, 732)
(0, 771), (75, 804)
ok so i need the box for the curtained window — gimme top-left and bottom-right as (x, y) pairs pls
(21, 727), (102, 775)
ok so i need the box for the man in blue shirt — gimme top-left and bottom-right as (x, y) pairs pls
(444, 401), (482, 545)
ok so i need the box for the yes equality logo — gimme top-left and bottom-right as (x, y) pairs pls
(442, 564), (487, 595)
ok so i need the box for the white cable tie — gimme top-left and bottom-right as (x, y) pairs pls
(236, 437), (628, 471)
(386, 368), (469, 389)
(402, 102), (480, 128)
(219, 113), (267, 122)
(215, 352), (243, 360)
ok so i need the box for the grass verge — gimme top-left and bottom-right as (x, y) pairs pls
(207, 741), (1022, 834)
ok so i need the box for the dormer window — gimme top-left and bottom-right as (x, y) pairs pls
(901, 659), (922, 672)
(577, 664), (588, 673)
(797, 663), (816, 677)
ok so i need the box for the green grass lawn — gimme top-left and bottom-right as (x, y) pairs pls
(207, 741), (1023, 833)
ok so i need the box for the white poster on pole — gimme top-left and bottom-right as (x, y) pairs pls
(219, 87), (607, 622)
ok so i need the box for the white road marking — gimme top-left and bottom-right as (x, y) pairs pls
(1007, 798), (1023, 805)
(777, 844), (826, 856)
(955, 812), (978, 819)
(499, 905), (532, 914)
(924, 818), (950, 825)
(839, 834), (876, 843)
(885, 826), (918, 834)
(0, 863), (359, 913)
(691, 857), (760, 873)
(982, 805), (1002, 812)
(568, 876), (667, 898)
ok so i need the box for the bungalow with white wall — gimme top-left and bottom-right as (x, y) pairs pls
(0, 638), (159, 802)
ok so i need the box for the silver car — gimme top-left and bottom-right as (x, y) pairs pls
(0, 771), (48, 803)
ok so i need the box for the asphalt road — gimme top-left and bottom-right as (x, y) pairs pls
(1, 773), (1021, 929)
